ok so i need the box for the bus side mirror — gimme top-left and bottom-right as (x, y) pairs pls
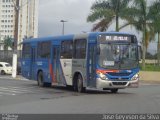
(138, 45), (142, 61)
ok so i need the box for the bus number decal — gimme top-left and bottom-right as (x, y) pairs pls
(37, 61), (42, 66)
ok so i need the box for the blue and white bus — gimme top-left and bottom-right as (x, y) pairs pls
(21, 32), (141, 93)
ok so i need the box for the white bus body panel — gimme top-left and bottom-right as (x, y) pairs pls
(60, 59), (73, 85)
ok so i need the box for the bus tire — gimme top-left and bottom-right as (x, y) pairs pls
(1, 70), (5, 75)
(37, 71), (44, 87)
(110, 89), (118, 93)
(77, 74), (85, 93)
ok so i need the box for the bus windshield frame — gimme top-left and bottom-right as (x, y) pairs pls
(98, 34), (139, 70)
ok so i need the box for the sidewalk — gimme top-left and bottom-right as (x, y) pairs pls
(15, 75), (29, 81)
(139, 71), (160, 84)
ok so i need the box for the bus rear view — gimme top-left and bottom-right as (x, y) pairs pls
(95, 33), (140, 93)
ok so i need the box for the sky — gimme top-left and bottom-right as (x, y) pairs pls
(38, 0), (157, 54)
(38, 0), (95, 37)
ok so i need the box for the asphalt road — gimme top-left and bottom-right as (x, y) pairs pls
(0, 75), (160, 114)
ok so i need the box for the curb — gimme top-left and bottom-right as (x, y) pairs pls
(15, 77), (29, 81)
(0, 76), (29, 81)
(140, 80), (160, 84)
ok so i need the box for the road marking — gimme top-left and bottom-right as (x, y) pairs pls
(0, 86), (34, 97)
(0, 76), (29, 81)
(0, 87), (31, 93)
(0, 92), (16, 96)
(0, 88), (27, 94)
(0, 87), (32, 92)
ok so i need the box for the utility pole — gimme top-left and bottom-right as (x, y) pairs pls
(60, 20), (67, 35)
(12, 0), (20, 78)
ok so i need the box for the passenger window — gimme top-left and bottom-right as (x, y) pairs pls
(74, 39), (87, 59)
(37, 41), (51, 58)
(22, 43), (31, 59)
(61, 40), (73, 59)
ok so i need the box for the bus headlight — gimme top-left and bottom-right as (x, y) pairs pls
(132, 73), (139, 81)
(98, 73), (108, 80)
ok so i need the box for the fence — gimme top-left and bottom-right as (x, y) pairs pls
(0, 50), (22, 64)
(140, 59), (158, 64)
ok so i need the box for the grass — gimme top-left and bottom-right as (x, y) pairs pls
(140, 63), (160, 71)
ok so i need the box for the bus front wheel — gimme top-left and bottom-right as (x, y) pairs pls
(37, 71), (44, 87)
(110, 89), (118, 93)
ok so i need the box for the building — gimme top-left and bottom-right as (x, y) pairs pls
(0, 0), (39, 50)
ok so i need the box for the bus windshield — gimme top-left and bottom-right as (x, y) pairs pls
(98, 43), (138, 70)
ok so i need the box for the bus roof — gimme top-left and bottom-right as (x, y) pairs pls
(22, 34), (74, 43)
(94, 31), (135, 36)
(22, 32), (136, 43)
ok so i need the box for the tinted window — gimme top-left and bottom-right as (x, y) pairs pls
(22, 43), (31, 58)
(61, 40), (73, 59)
(74, 39), (87, 59)
(5, 64), (11, 67)
(37, 41), (51, 58)
(0, 64), (3, 67)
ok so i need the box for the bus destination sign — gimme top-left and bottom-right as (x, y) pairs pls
(99, 35), (131, 42)
(106, 36), (128, 41)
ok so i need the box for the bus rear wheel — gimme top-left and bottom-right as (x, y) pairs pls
(77, 74), (85, 93)
(110, 89), (118, 93)
(37, 71), (44, 87)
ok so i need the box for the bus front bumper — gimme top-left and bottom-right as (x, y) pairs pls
(96, 78), (139, 90)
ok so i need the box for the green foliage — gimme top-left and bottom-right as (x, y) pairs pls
(140, 63), (160, 71)
(87, 0), (160, 68)
(122, 0), (160, 69)
(149, 0), (160, 33)
(149, 1), (160, 66)
(87, 0), (131, 32)
(3, 36), (13, 50)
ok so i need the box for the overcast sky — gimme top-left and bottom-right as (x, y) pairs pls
(38, 0), (157, 54)
(38, 0), (139, 37)
(38, 0), (95, 37)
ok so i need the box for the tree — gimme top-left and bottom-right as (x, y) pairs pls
(3, 36), (13, 62)
(3, 36), (13, 50)
(87, 0), (159, 69)
(122, 0), (156, 69)
(87, 0), (131, 32)
(148, 0), (160, 66)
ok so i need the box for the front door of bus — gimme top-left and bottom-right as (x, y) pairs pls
(30, 47), (35, 79)
(87, 44), (96, 87)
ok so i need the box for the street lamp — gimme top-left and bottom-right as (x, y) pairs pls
(60, 20), (67, 35)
